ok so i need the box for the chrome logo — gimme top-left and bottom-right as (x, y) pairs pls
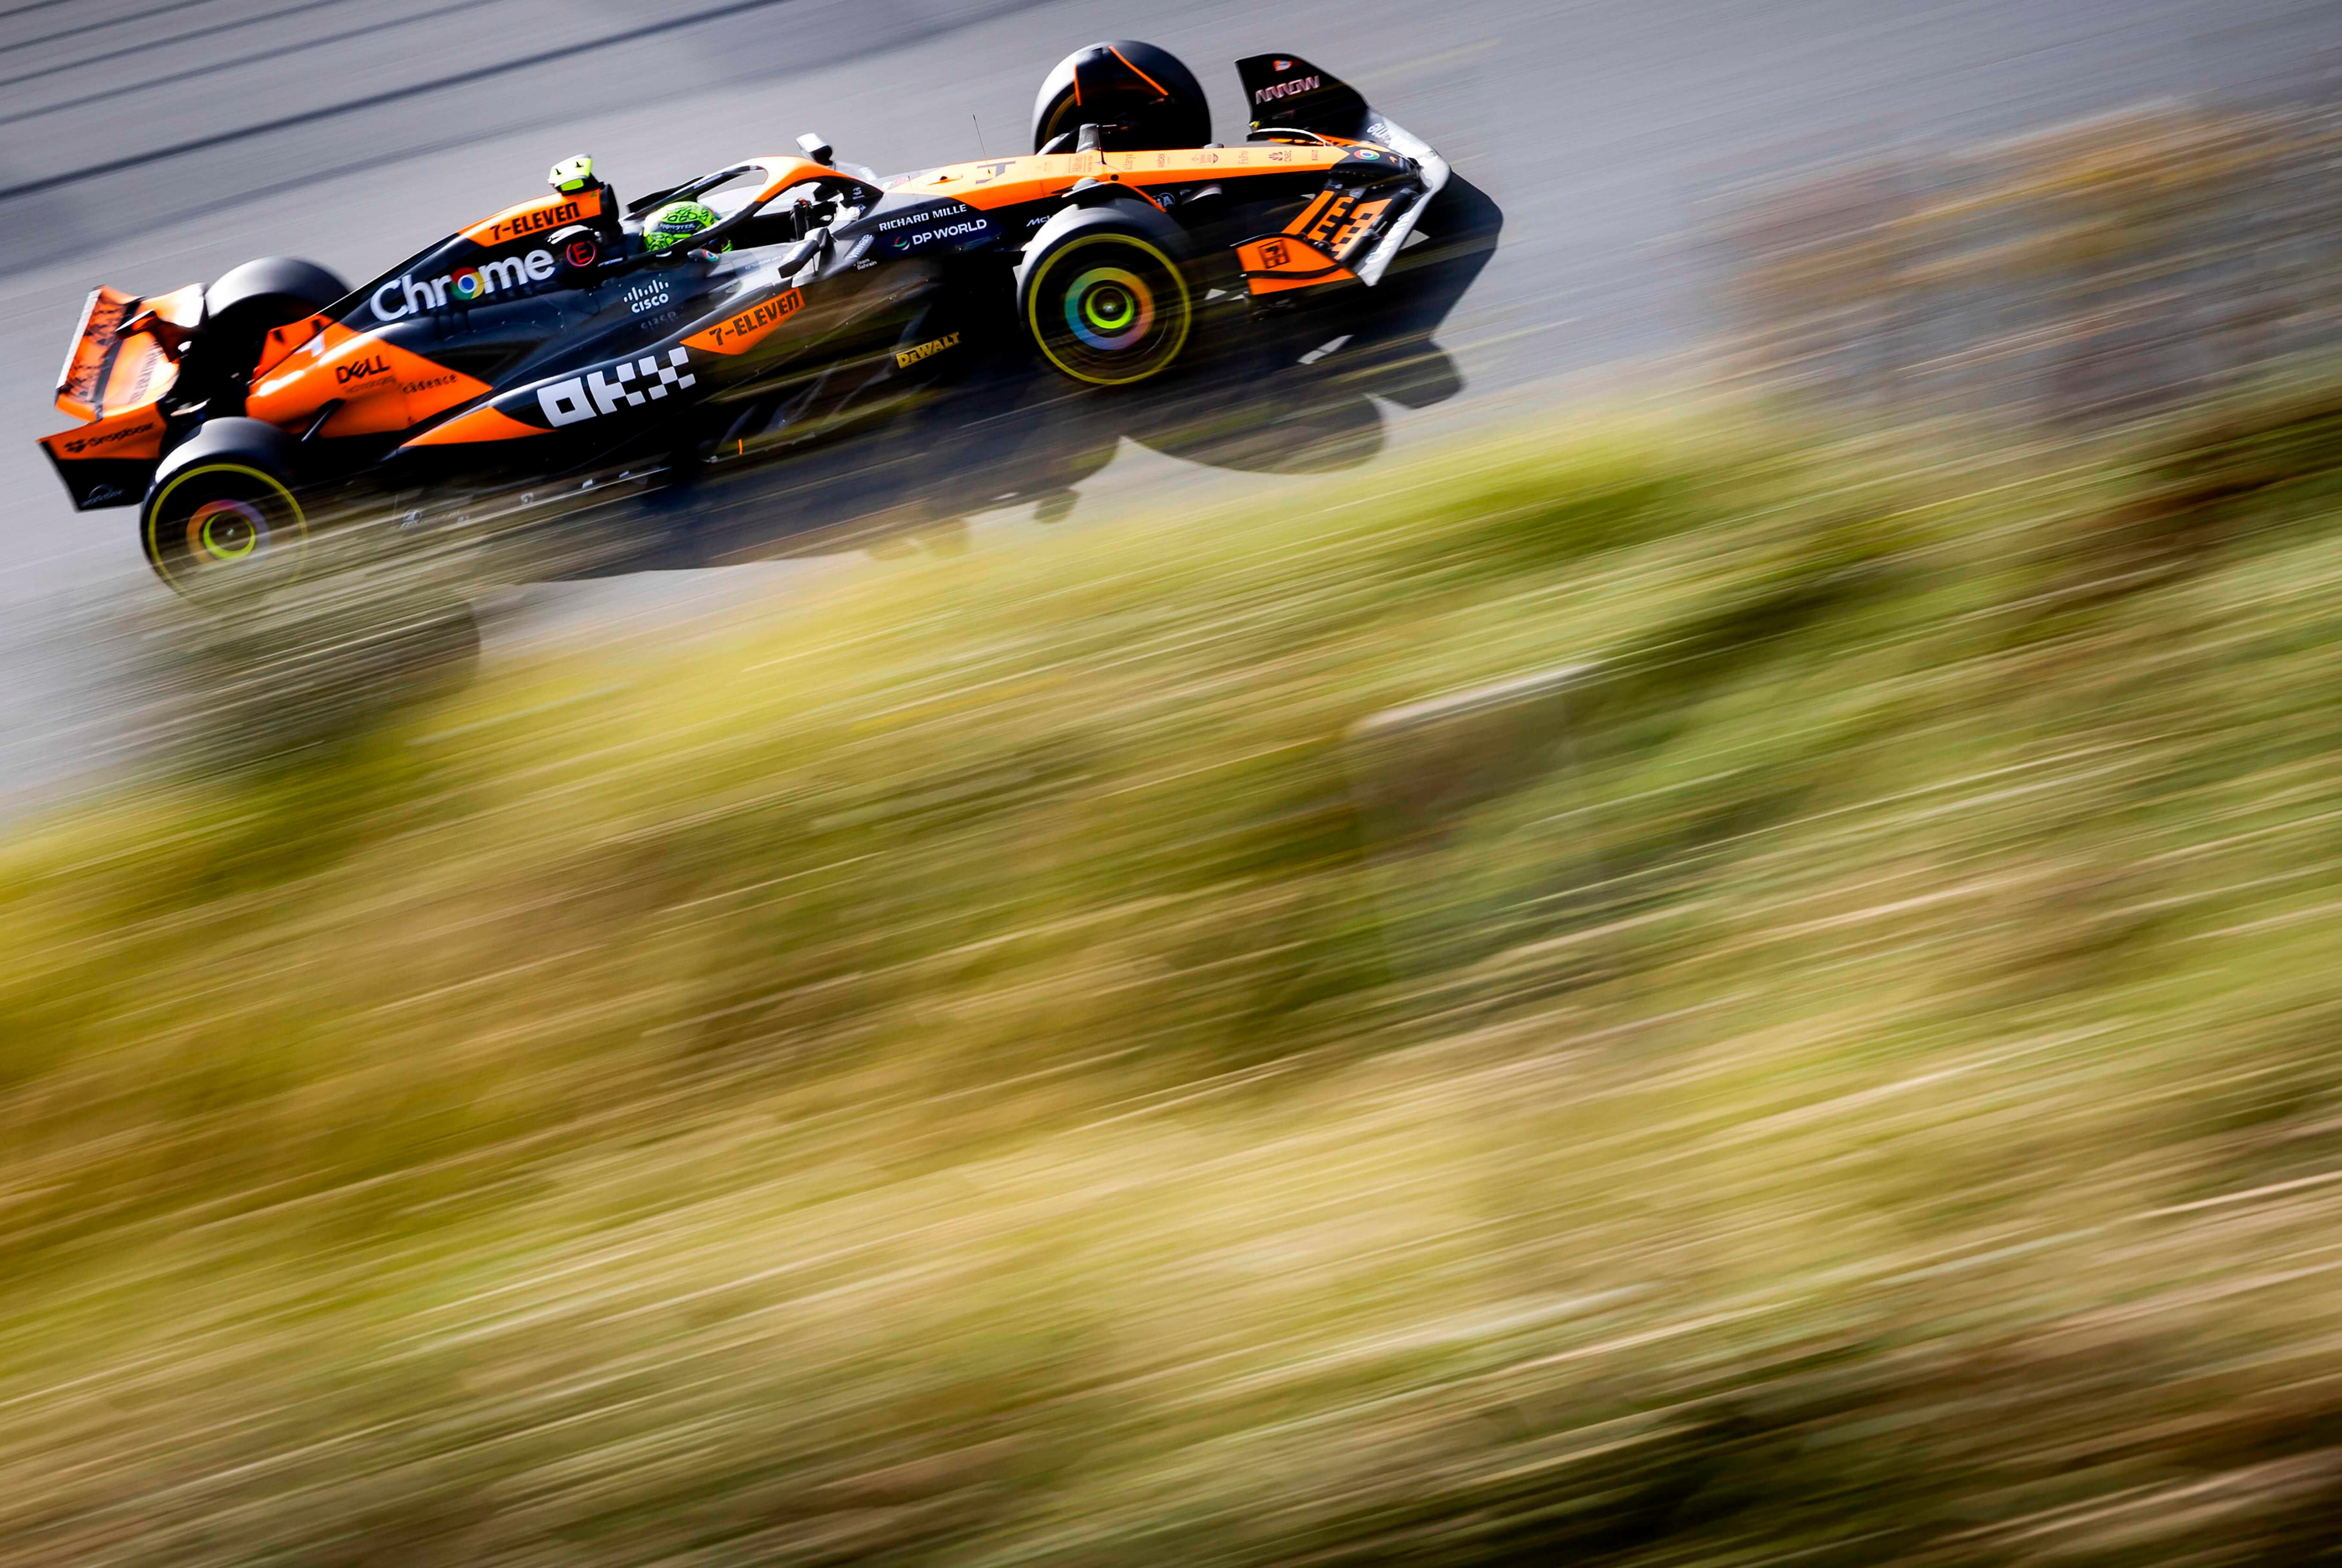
(448, 266), (487, 303)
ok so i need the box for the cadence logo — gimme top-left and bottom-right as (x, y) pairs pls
(372, 249), (558, 319)
(1253, 74), (1321, 104)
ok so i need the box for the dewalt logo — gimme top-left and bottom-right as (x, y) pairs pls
(895, 332), (961, 369)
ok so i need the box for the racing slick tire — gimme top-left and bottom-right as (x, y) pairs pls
(182, 257), (350, 409)
(1031, 41), (1208, 152)
(1016, 201), (1194, 387)
(140, 418), (308, 600)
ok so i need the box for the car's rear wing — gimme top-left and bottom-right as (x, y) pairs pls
(39, 282), (201, 510)
(53, 283), (199, 422)
(1235, 54), (1450, 288)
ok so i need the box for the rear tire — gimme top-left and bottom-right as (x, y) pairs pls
(1016, 203), (1194, 386)
(141, 418), (308, 600)
(180, 257), (349, 410)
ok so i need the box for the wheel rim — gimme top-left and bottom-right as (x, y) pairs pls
(188, 499), (267, 562)
(145, 462), (305, 598)
(1063, 266), (1154, 351)
(1029, 233), (1191, 386)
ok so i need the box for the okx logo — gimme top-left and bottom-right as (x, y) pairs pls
(537, 348), (696, 427)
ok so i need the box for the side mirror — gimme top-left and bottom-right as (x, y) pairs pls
(797, 131), (833, 166)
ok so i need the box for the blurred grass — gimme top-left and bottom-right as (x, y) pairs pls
(11, 377), (2342, 1564)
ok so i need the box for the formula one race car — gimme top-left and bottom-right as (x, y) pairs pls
(39, 44), (1453, 596)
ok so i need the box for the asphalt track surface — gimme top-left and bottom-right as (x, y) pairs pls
(2, 0), (2338, 814)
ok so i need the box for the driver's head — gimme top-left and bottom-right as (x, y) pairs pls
(643, 200), (723, 254)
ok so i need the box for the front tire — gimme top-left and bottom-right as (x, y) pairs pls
(141, 418), (308, 600)
(1030, 41), (1208, 152)
(1016, 204), (1194, 387)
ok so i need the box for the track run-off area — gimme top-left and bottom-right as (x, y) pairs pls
(0, 0), (2334, 812)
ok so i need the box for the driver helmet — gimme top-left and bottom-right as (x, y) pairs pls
(643, 200), (726, 254)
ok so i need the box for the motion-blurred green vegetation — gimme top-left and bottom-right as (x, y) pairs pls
(11, 371), (2342, 1565)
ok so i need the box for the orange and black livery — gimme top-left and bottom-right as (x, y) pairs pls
(35, 43), (1457, 597)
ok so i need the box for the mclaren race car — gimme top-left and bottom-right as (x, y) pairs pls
(39, 44), (1454, 596)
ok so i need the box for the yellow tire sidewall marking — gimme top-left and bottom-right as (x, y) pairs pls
(1027, 231), (1192, 386)
(145, 462), (306, 592)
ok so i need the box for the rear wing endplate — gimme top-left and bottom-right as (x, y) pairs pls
(54, 283), (200, 422)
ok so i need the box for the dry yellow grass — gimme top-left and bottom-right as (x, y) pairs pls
(7, 385), (2342, 1564)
